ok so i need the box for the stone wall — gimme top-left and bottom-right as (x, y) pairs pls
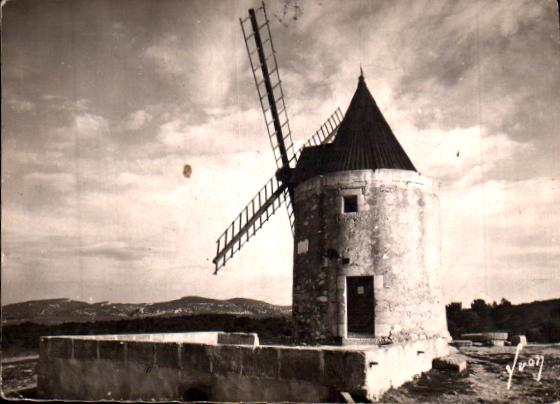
(37, 334), (365, 401)
(293, 169), (450, 344)
(37, 333), (449, 401)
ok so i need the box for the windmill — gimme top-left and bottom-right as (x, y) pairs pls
(212, 2), (343, 274)
(210, 2), (450, 347)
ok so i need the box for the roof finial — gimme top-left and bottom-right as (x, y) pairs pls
(359, 65), (364, 81)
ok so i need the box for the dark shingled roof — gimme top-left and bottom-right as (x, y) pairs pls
(294, 73), (416, 183)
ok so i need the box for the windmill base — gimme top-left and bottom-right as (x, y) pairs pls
(37, 332), (450, 402)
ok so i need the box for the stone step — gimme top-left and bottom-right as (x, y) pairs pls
(432, 354), (467, 373)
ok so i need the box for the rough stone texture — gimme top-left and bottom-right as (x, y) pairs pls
(279, 348), (322, 381)
(217, 332), (259, 346)
(37, 333), (449, 402)
(293, 169), (450, 344)
(433, 354), (468, 372)
(180, 343), (211, 373)
(155, 342), (180, 368)
(47, 338), (73, 359)
(207, 345), (243, 374)
(98, 340), (125, 362)
(241, 346), (279, 379)
(125, 341), (154, 365)
(72, 338), (99, 360)
(323, 350), (367, 390)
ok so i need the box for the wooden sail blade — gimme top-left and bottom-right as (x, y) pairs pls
(307, 107), (344, 146)
(284, 186), (295, 234)
(213, 175), (288, 274)
(290, 107), (344, 164)
(240, 3), (296, 169)
(274, 108), (343, 237)
(212, 108), (344, 273)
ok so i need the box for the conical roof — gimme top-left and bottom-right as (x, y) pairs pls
(294, 72), (415, 183)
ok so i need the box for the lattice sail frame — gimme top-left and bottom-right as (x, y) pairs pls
(212, 2), (344, 274)
(240, 3), (296, 169)
(212, 109), (343, 273)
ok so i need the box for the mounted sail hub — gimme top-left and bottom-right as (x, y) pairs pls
(212, 2), (343, 273)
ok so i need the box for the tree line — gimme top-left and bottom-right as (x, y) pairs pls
(446, 298), (560, 342)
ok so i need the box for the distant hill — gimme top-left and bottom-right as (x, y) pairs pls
(4, 296), (558, 343)
(1, 296), (291, 325)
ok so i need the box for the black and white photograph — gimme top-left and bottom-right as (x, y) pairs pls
(1, 0), (559, 402)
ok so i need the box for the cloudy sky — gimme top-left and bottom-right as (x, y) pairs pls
(2, 0), (559, 306)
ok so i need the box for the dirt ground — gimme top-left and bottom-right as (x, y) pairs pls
(383, 344), (560, 403)
(1, 357), (37, 397)
(2, 345), (559, 401)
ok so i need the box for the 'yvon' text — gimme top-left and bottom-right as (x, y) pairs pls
(505, 343), (544, 390)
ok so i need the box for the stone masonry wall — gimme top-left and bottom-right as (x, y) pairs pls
(37, 334), (369, 402)
(37, 333), (449, 401)
(292, 169), (449, 344)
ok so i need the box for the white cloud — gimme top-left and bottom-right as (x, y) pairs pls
(24, 172), (76, 193)
(48, 112), (111, 151)
(74, 113), (109, 138)
(145, 35), (185, 76)
(156, 119), (186, 148)
(6, 98), (34, 112)
(42, 95), (91, 113)
(123, 109), (152, 131)
(397, 126), (534, 187)
(145, 26), (239, 106)
(440, 176), (560, 305)
(156, 107), (272, 157)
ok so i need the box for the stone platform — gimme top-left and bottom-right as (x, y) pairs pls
(37, 332), (450, 402)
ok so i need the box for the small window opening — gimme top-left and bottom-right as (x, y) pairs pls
(343, 195), (358, 213)
(341, 258), (350, 265)
(325, 248), (340, 260)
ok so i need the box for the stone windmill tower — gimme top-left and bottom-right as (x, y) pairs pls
(213, 3), (449, 346)
(291, 71), (449, 344)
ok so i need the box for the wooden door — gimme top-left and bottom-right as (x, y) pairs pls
(346, 276), (374, 335)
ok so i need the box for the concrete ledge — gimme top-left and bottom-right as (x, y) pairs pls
(461, 332), (508, 342)
(52, 331), (220, 344)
